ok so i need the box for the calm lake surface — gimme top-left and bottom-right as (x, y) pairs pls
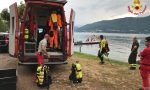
(74, 32), (150, 62)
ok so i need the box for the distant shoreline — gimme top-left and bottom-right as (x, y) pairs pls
(74, 31), (150, 35)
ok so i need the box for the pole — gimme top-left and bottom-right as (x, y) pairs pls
(79, 45), (82, 52)
(105, 53), (112, 65)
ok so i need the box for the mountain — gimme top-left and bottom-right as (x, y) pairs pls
(74, 26), (79, 32)
(78, 16), (150, 33)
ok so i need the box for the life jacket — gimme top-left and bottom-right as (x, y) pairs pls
(51, 13), (58, 23)
(36, 65), (45, 85)
(75, 63), (83, 79)
(99, 39), (109, 53)
(51, 12), (58, 30)
(24, 28), (29, 41)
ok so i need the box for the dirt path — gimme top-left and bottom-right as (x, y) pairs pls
(0, 54), (142, 90)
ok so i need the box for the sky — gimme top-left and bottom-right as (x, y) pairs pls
(0, 0), (150, 26)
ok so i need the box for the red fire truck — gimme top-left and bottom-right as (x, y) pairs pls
(9, 0), (75, 64)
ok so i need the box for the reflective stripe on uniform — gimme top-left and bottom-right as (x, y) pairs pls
(130, 64), (137, 67)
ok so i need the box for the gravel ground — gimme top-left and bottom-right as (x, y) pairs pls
(0, 53), (142, 90)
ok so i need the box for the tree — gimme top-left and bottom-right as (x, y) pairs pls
(0, 17), (9, 32)
(1, 8), (10, 22)
(18, 1), (25, 20)
(0, 1), (25, 21)
(1, 1), (25, 21)
(0, 8), (10, 32)
(0, 1), (25, 32)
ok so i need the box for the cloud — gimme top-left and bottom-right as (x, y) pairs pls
(0, 0), (23, 11)
(65, 0), (150, 26)
(0, 0), (149, 26)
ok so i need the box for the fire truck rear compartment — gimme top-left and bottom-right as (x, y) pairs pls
(24, 3), (64, 56)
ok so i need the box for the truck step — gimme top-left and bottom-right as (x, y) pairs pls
(18, 61), (68, 65)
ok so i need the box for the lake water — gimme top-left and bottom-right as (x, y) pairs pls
(74, 32), (150, 62)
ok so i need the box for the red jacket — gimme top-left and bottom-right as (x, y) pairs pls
(140, 46), (150, 65)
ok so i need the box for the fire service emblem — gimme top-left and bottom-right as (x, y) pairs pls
(128, 0), (147, 15)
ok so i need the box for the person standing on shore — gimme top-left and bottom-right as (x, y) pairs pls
(139, 37), (150, 90)
(128, 37), (139, 70)
(98, 35), (109, 64)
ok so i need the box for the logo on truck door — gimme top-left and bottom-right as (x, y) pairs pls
(128, 0), (147, 15)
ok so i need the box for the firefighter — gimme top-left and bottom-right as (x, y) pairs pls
(49, 11), (59, 49)
(98, 35), (109, 64)
(37, 34), (50, 65)
(139, 37), (150, 90)
(128, 37), (139, 70)
(75, 61), (83, 83)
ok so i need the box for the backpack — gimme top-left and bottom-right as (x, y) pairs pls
(105, 43), (110, 52)
(37, 66), (52, 87)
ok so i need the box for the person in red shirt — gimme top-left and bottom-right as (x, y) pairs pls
(139, 36), (150, 90)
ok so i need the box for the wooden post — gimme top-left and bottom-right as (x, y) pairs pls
(79, 45), (82, 52)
